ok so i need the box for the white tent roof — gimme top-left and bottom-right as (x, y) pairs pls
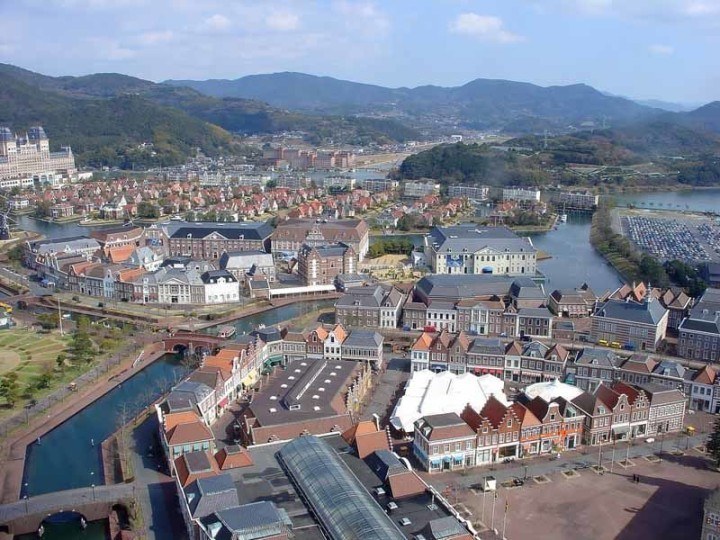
(389, 370), (508, 433)
(523, 378), (583, 403)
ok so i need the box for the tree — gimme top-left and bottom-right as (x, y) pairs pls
(70, 330), (94, 364)
(37, 313), (60, 330)
(707, 417), (720, 469)
(56, 353), (67, 371)
(0, 373), (21, 407)
(137, 201), (160, 219)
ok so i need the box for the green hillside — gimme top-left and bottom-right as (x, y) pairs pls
(0, 73), (235, 168)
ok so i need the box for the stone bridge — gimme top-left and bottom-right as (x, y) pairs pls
(163, 331), (226, 355)
(0, 484), (133, 537)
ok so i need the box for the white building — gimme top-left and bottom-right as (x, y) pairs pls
(448, 185), (489, 200)
(423, 224), (537, 276)
(502, 187), (541, 203)
(390, 370), (508, 433)
(200, 270), (240, 305)
(0, 126), (76, 188)
(403, 180), (440, 198)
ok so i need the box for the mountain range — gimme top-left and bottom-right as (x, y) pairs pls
(167, 72), (720, 138)
(1, 63), (719, 169)
(0, 64), (421, 167)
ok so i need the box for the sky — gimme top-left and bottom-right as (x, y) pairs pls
(1, 0), (719, 104)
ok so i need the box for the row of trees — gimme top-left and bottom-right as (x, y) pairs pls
(367, 238), (414, 259)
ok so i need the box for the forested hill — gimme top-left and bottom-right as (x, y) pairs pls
(0, 72), (234, 168)
(0, 64), (422, 168)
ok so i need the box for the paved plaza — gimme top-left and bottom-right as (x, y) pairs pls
(441, 448), (718, 540)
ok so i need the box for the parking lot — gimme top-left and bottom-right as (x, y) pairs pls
(620, 211), (720, 263)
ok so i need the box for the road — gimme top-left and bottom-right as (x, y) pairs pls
(131, 415), (189, 540)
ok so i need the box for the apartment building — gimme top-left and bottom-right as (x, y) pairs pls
(591, 298), (668, 352)
(414, 413), (477, 472)
(168, 222), (273, 260)
(554, 191), (599, 209)
(334, 284), (405, 328)
(447, 185), (489, 200)
(502, 187), (541, 203)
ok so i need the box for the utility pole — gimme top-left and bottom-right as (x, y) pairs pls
(57, 297), (64, 337)
(491, 491), (498, 532)
(610, 441), (616, 473)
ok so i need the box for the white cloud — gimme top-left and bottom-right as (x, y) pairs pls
(88, 38), (136, 60)
(333, 1), (389, 31)
(203, 14), (231, 32)
(135, 30), (174, 46)
(265, 11), (300, 31)
(684, 1), (720, 16)
(450, 13), (524, 43)
(0, 43), (15, 55)
(649, 43), (674, 55)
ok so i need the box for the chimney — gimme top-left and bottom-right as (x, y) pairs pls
(372, 412), (380, 432)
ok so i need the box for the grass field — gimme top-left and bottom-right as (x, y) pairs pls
(0, 329), (71, 412)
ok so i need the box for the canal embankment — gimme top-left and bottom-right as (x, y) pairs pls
(0, 344), (167, 503)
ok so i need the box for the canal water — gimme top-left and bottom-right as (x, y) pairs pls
(22, 354), (188, 498)
(15, 520), (108, 540)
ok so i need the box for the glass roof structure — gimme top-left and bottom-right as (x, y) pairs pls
(277, 436), (406, 540)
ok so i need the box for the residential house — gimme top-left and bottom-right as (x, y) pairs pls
(548, 284), (596, 317)
(413, 412), (477, 473)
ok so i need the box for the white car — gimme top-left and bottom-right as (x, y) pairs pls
(645, 437), (655, 444)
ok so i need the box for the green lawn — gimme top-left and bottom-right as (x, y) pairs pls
(0, 329), (72, 414)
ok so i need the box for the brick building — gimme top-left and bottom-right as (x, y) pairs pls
(297, 242), (356, 286)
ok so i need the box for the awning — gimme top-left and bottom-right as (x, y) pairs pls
(430, 458), (441, 466)
(217, 397), (229, 409)
(443, 456), (452, 463)
(263, 355), (283, 368)
(612, 425), (630, 435)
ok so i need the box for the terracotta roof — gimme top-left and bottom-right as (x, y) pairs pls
(610, 380), (643, 404)
(214, 445), (253, 470)
(164, 411), (202, 431)
(387, 471), (426, 499)
(116, 267), (146, 282)
(173, 451), (219, 487)
(460, 404), (483, 432)
(510, 403), (541, 427)
(107, 244), (135, 263)
(453, 331), (471, 352)
(621, 354), (658, 374)
(331, 324), (347, 343)
(166, 421), (214, 446)
(342, 420), (378, 445)
(694, 365), (716, 385)
(356, 430), (391, 459)
(413, 332), (434, 351)
(479, 395), (510, 429)
(595, 384), (622, 410)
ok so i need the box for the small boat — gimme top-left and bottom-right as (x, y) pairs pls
(560, 214), (568, 223)
(218, 325), (236, 339)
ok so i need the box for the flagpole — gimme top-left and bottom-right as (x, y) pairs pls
(502, 499), (509, 539)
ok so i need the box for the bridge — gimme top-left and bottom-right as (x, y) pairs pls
(163, 331), (226, 355)
(0, 484), (133, 536)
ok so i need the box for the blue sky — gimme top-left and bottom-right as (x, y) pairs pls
(1, 0), (719, 104)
